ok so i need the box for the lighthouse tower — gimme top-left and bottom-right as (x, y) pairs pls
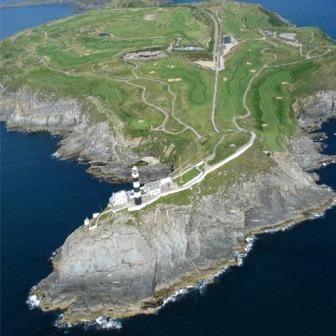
(132, 166), (142, 205)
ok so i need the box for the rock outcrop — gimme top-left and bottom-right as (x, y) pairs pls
(291, 90), (336, 170)
(35, 149), (335, 322)
(0, 86), (171, 182)
(3, 86), (335, 322)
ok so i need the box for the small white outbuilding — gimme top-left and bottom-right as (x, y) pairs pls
(109, 190), (128, 206)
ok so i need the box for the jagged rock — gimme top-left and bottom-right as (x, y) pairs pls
(35, 149), (335, 322)
(0, 86), (171, 182)
(2, 84), (335, 322)
(291, 91), (336, 170)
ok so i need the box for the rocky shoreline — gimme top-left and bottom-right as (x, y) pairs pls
(1, 87), (335, 324)
(0, 86), (172, 183)
(15, 90), (335, 324)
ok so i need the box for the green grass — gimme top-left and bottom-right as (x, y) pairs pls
(247, 61), (322, 151)
(1, 0), (335, 178)
(209, 132), (251, 164)
(174, 167), (201, 185)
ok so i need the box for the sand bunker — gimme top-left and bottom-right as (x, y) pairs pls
(149, 71), (155, 74)
(246, 62), (252, 65)
(250, 69), (256, 73)
(168, 78), (181, 82)
(193, 60), (215, 70)
(279, 32), (296, 40)
(282, 81), (289, 85)
(223, 77), (228, 81)
(276, 96), (283, 100)
(144, 14), (156, 21)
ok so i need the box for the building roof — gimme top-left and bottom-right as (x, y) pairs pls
(145, 180), (161, 192)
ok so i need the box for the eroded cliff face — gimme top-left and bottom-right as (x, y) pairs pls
(4, 87), (335, 322)
(35, 150), (335, 321)
(291, 90), (336, 170)
(0, 86), (171, 182)
(0, 88), (82, 132)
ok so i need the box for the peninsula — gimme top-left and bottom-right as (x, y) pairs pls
(1, 0), (335, 326)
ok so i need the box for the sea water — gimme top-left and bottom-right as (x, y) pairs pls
(1, 1), (336, 335)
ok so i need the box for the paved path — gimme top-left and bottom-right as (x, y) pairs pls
(202, 5), (224, 133)
(88, 11), (333, 228)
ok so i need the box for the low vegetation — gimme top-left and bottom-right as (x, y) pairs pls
(1, 0), (335, 200)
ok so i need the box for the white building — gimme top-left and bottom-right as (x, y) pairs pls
(109, 190), (128, 206)
(160, 177), (172, 186)
(144, 177), (173, 197)
(144, 180), (161, 197)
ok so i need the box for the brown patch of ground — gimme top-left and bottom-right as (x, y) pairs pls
(144, 14), (157, 21)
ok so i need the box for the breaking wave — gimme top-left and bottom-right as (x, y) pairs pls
(235, 236), (256, 267)
(157, 236), (256, 312)
(54, 314), (122, 330)
(52, 151), (60, 158)
(26, 293), (40, 309)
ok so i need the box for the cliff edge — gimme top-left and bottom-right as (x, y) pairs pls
(31, 92), (336, 323)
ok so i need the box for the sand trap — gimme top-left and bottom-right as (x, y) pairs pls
(139, 119), (145, 123)
(193, 60), (215, 70)
(149, 71), (155, 74)
(279, 32), (296, 40)
(250, 69), (256, 73)
(168, 78), (181, 82)
(248, 49), (252, 52)
(246, 62), (252, 65)
(223, 77), (228, 81)
(144, 14), (156, 21)
(229, 144), (236, 147)
(262, 123), (268, 127)
(154, 62), (157, 66)
(166, 65), (175, 69)
(276, 96), (283, 100)
(282, 81), (289, 85)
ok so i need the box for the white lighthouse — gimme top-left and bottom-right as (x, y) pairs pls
(132, 166), (142, 205)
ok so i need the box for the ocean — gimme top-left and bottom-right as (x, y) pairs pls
(1, 1), (336, 335)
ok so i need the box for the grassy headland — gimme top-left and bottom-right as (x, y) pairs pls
(1, 1), (335, 190)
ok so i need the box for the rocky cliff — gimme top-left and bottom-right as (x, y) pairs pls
(0, 86), (171, 183)
(291, 90), (336, 170)
(31, 91), (336, 323)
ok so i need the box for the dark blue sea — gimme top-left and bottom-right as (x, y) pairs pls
(1, 1), (336, 335)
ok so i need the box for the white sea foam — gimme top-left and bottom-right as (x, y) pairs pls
(54, 314), (122, 330)
(157, 237), (258, 312)
(95, 316), (122, 329)
(236, 236), (256, 266)
(156, 286), (194, 312)
(48, 250), (57, 261)
(52, 151), (60, 158)
(26, 294), (40, 309)
(309, 212), (324, 219)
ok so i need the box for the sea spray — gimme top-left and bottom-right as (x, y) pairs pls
(236, 236), (256, 266)
(157, 236), (257, 312)
(52, 151), (60, 159)
(156, 286), (195, 313)
(26, 293), (41, 309)
(53, 314), (122, 330)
